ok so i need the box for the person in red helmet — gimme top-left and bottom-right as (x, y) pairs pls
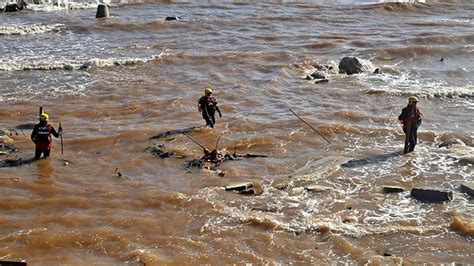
(31, 113), (62, 159)
(398, 96), (422, 153)
(198, 87), (222, 128)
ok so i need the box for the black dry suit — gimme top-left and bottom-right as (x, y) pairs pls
(398, 105), (422, 152)
(198, 95), (221, 128)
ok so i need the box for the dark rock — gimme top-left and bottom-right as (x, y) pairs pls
(306, 74), (314, 80)
(0, 260), (27, 266)
(382, 186), (405, 193)
(315, 79), (329, 84)
(80, 62), (93, 71)
(338, 56), (374, 75)
(383, 252), (392, 257)
(410, 188), (453, 203)
(373, 68), (381, 74)
(459, 183), (473, 198)
(440, 58), (444, 62)
(2, 1), (27, 12)
(165, 16), (182, 21)
(96, 4), (109, 18)
(458, 157), (474, 166)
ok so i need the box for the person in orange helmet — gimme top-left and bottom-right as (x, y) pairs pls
(198, 87), (222, 128)
(398, 96), (422, 153)
(31, 113), (62, 159)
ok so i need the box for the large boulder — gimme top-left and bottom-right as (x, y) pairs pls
(338, 57), (374, 75)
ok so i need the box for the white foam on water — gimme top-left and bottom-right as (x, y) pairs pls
(0, 53), (163, 71)
(0, 23), (65, 35)
(359, 71), (474, 98)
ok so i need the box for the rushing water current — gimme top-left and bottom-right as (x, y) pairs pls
(0, 0), (473, 264)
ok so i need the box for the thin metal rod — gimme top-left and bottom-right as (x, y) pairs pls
(183, 133), (208, 151)
(289, 108), (331, 145)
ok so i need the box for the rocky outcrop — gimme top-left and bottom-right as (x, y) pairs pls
(338, 56), (374, 75)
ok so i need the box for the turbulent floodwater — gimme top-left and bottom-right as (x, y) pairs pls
(0, 0), (473, 264)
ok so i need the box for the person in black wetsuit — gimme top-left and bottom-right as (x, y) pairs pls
(31, 113), (62, 159)
(398, 96), (422, 153)
(198, 87), (222, 128)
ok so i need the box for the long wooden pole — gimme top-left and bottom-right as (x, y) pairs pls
(183, 133), (208, 151)
(289, 108), (331, 145)
(403, 109), (414, 154)
(59, 122), (64, 155)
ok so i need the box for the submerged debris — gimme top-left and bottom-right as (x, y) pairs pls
(147, 144), (179, 159)
(224, 181), (263, 196)
(149, 126), (203, 140)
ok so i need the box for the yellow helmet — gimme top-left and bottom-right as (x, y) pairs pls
(408, 96), (418, 103)
(205, 87), (213, 94)
(40, 113), (49, 122)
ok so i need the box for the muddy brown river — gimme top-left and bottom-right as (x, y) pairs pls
(0, 0), (473, 264)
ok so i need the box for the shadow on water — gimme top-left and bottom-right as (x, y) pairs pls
(341, 150), (403, 168)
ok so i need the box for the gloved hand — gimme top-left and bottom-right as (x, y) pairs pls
(58, 126), (63, 134)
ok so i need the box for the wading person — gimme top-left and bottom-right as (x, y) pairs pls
(398, 96), (422, 153)
(198, 87), (222, 128)
(31, 113), (62, 159)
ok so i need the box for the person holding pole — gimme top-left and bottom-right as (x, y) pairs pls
(398, 96), (422, 153)
(198, 87), (222, 128)
(31, 112), (62, 159)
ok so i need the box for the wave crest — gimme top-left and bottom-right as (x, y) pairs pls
(0, 23), (65, 35)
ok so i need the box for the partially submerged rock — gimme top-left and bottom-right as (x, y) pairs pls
(315, 79), (329, 84)
(305, 184), (334, 192)
(410, 188), (453, 203)
(365, 255), (403, 266)
(225, 181), (263, 196)
(459, 183), (474, 198)
(438, 138), (466, 148)
(165, 16), (182, 21)
(2, 1), (27, 12)
(338, 56), (374, 75)
(0, 260), (27, 266)
(382, 186), (405, 194)
(274, 180), (289, 190)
